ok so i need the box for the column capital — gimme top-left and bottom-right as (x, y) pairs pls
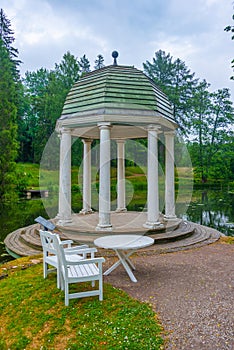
(146, 124), (161, 132)
(61, 127), (71, 134)
(98, 122), (112, 130)
(58, 127), (71, 139)
(82, 138), (92, 145)
(164, 130), (176, 136)
(116, 139), (125, 144)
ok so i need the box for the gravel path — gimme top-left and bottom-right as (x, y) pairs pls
(102, 242), (234, 350)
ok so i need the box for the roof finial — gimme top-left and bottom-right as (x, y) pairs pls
(112, 51), (119, 65)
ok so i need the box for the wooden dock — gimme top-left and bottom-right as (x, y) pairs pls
(25, 190), (49, 199)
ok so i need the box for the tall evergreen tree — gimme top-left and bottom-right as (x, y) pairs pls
(79, 54), (90, 75)
(94, 54), (105, 70)
(224, 11), (234, 80)
(0, 8), (21, 79)
(0, 39), (18, 199)
(0, 9), (25, 165)
(143, 50), (197, 132)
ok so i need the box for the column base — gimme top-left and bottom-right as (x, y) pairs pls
(164, 214), (177, 221)
(115, 207), (127, 213)
(57, 218), (73, 226)
(55, 213), (60, 220)
(80, 208), (93, 215)
(143, 221), (163, 229)
(95, 224), (113, 231)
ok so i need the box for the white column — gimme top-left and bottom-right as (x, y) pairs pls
(144, 125), (162, 229)
(96, 123), (112, 230)
(116, 139), (126, 212)
(57, 128), (72, 225)
(80, 139), (92, 214)
(164, 131), (176, 219)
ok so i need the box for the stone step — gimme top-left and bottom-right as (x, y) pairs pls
(58, 221), (194, 245)
(149, 221), (195, 243)
(4, 220), (221, 258)
(4, 227), (41, 257)
(19, 224), (69, 251)
(143, 225), (220, 254)
(19, 225), (42, 250)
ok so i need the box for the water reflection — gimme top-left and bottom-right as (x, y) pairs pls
(0, 199), (48, 263)
(178, 189), (234, 236)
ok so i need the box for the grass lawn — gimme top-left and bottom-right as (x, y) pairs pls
(0, 257), (164, 350)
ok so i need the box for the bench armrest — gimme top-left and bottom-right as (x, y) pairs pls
(65, 257), (105, 265)
(60, 239), (73, 248)
(65, 247), (97, 254)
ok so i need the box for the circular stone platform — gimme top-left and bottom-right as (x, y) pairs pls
(56, 211), (181, 234)
(4, 212), (221, 258)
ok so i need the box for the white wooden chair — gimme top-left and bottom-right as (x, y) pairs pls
(53, 233), (105, 306)
(39, 230), (97, 289)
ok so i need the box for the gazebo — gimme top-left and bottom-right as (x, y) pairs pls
(55, 52), (178, 232)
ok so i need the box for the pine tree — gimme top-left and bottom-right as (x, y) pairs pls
(0, 8), (21, 79)
(79, 54), (90, 75)
(0, 39), (18, 199)
(94, 54), (105, 70)
(0, 9), (24, 166)
(143, 50), (197, 132)
(224, 12), (234, 80)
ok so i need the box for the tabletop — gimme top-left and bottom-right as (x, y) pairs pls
(94, 234), (154, 250)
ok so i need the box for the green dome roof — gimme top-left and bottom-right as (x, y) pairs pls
(61, 65), (174, 121)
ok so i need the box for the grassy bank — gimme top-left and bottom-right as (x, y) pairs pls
(16, 163), (195, 193)
(16, 163), (234, 190)
(0, 257), (164, 349)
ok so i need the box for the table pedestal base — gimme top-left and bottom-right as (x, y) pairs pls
(104, 249), (137, 282)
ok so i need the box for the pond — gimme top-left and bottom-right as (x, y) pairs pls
(0, 187), (233, 264)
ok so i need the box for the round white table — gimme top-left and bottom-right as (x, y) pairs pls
(94, 234), (154, 282)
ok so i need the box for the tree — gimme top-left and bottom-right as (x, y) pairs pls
(94, 54), (105, 70)
(54, 51), (80, 89)
(0, 8), (21, 79)
(224, 12), (234, 80)
(21, 68), (50, 162)
(79, 54), (90, 75)
(188, 80), (212, 182)
(143, 50), (197, 132)
(0, 9), (26, 166)
(189, 84), (233, 182)
(143, 49), (234, 183)
(206, 88), (234, 178)
(21, 52), (80, 163)
(0, 39), (18, 199)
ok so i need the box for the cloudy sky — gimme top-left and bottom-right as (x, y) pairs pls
(2, 0), (234, 98)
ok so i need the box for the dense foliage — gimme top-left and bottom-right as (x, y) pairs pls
(0, 10), (19, 200)
(143, 50), (234, 182)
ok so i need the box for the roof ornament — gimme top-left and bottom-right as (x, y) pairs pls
(112, 51), (119, 65)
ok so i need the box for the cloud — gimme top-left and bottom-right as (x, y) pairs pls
(1, 0), (233, 97)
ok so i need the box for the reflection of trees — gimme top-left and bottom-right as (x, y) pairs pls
(0, 199), (48, 262)
(183, 189), (234, 236)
